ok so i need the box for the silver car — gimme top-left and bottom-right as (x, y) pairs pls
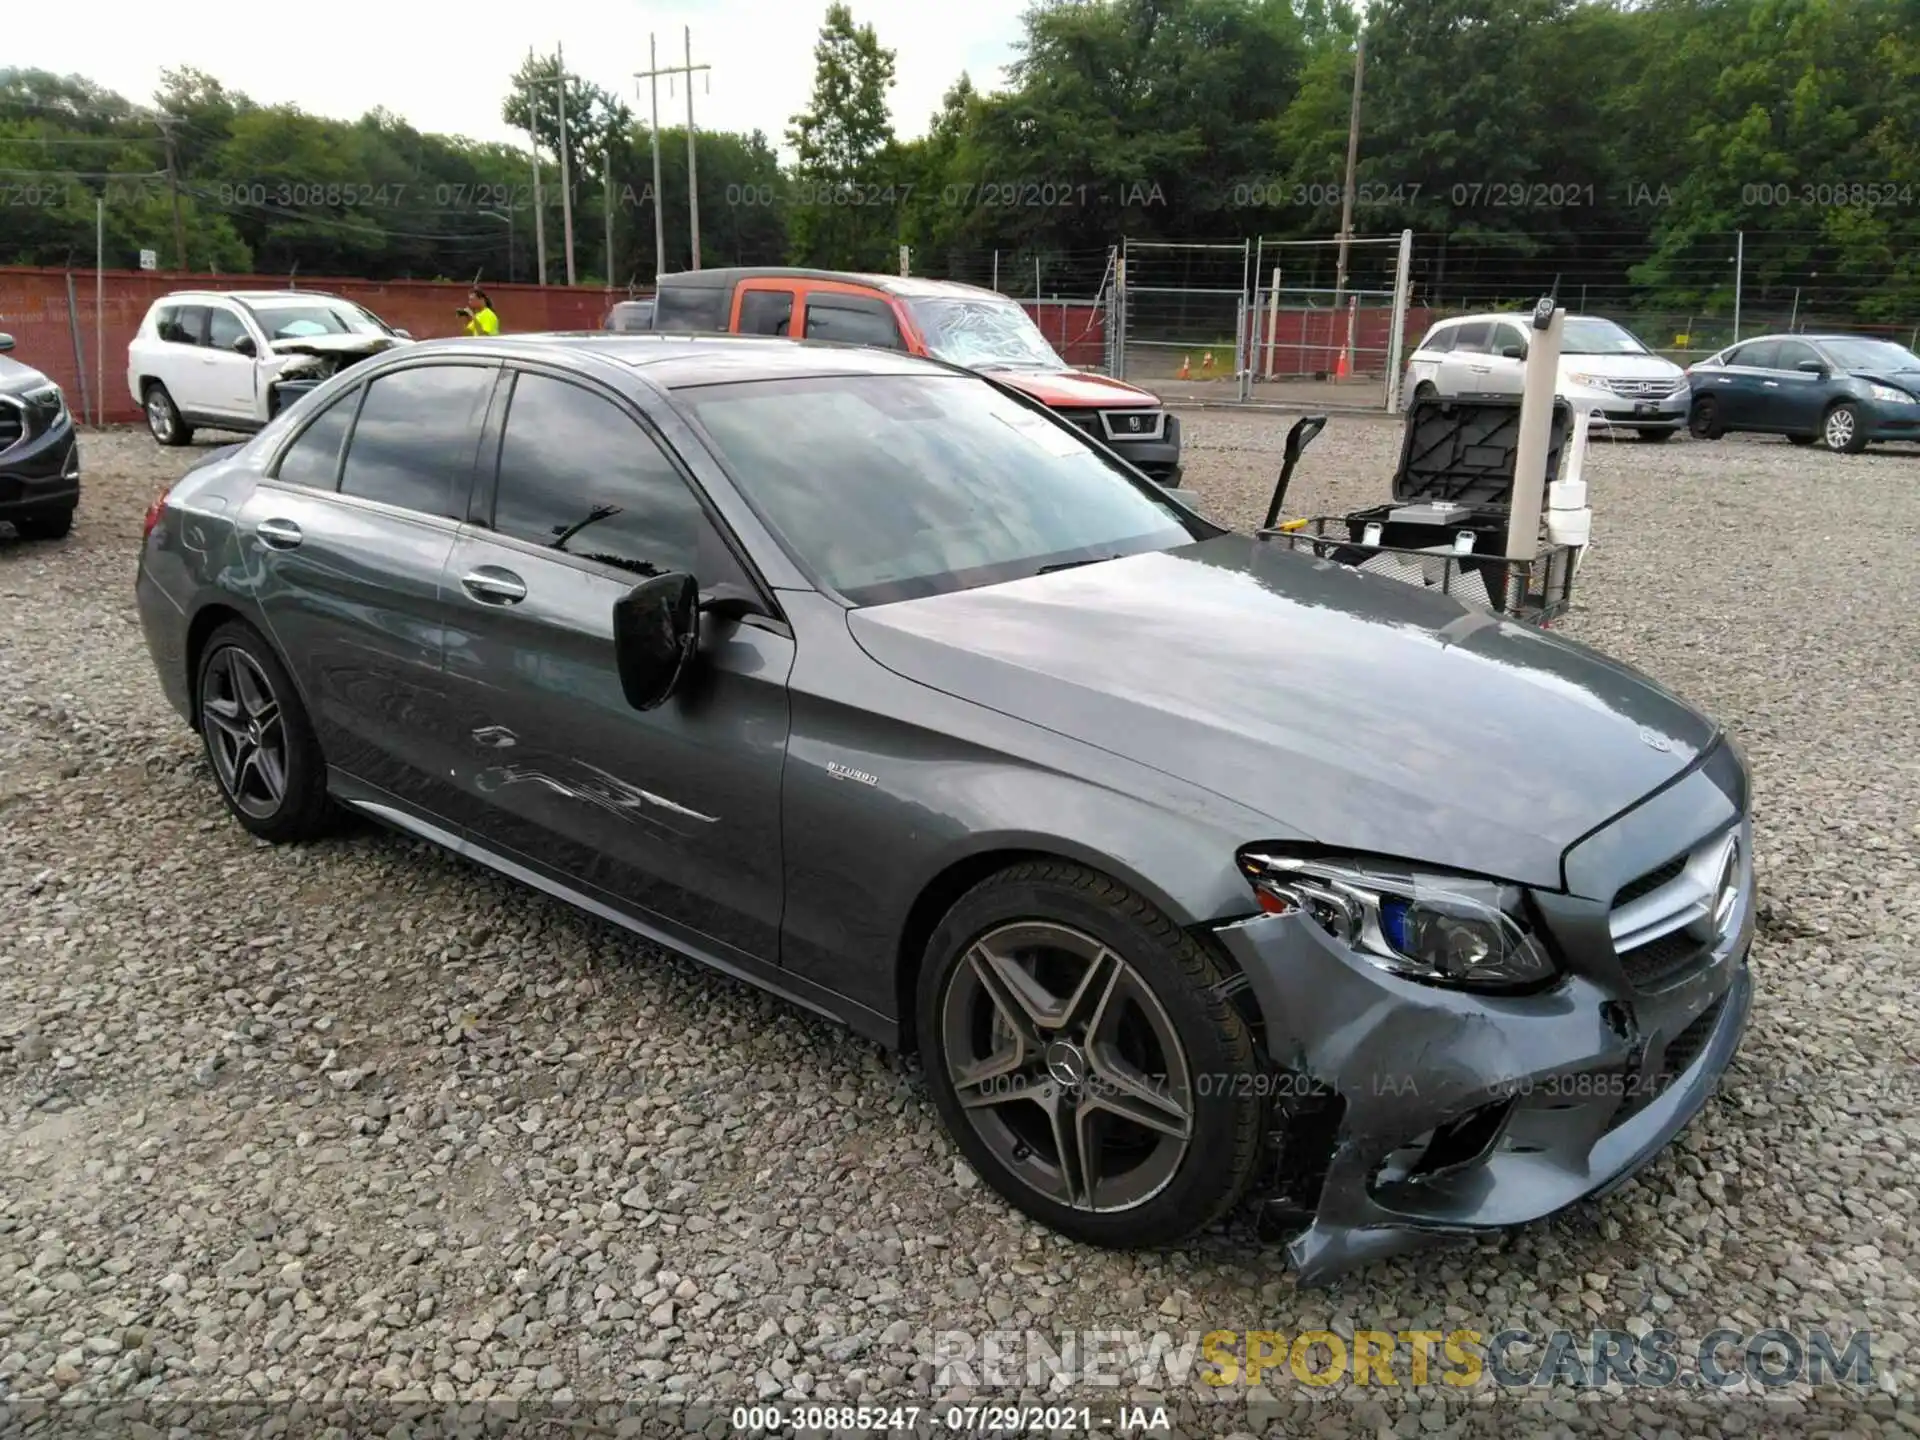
(1404, 314), (1690, 439)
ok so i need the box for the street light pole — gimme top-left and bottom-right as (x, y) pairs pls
(527, 47), (547, 286)
(556, 42), (576, 286)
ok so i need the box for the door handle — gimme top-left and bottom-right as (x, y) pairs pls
(1763, 381), (1779, 388)
(256, 517), (303, 550)
(461, 567), (527, 604)
(1469, 364), (1490, 373)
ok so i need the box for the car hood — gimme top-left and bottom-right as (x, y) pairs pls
(847, 536), (1719, 890)
(984, 368), (1163, 408)
(0, 354), (51, 391)
(1556, 352), (1684, 380)
(268, 334), (410, 359)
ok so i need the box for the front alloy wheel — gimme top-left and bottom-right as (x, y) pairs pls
(1823, 402), (1867, 453)
(918, 862), (1265, 1247)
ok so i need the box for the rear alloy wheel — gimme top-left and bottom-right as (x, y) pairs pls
(195, 621), (333, 842)
(1688, 397), (1724, 440)
(1822, 402), (1868, 454)
(918, 861), (1264, 1247)
(145, 384), (194, 447)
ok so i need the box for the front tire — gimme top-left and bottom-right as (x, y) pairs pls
(1822, 402), (1868, 453)
(1688, 397), (1724, 440)
(195, 621), (333, 842)
(917, 861), (1264, 1248)
(145, 383), (194, 447)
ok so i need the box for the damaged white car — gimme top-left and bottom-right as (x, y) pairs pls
(128, 290), (414, 446)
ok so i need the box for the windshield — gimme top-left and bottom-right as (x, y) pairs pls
(677, 374), (1196, 606)
(1560, 317), (1650, 355)
(1820, 338), (1920, 373)
(904, 297), (1067, 370)
(244, 302), (391, 340)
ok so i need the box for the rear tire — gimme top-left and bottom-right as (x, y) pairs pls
(12, 505), (74, 540)
(917, 860), (1265, 1248)
(145, 383), (194, 447)
(1688, 397), (1724, 440)
(1821, 402), (1868, 454)
(195, 620), (334, 842)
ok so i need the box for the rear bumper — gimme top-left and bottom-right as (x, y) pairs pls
(0, 424), (80, 515)
(1215, 741), (1754, 1286)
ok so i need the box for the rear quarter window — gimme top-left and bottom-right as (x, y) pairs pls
(655, 285), (730, 332)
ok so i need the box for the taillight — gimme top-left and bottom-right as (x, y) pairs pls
(143, 487), (171, 539)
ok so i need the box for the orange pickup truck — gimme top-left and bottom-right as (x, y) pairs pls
(650, 267), (1183, 488)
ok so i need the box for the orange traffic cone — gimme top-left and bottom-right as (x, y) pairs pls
(1178, 355), (1191, 380)
(1202, 351), (1215, 374)
(1334, 349), (1350, 380)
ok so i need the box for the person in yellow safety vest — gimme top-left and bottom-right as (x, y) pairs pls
(458, 288), (500, 336)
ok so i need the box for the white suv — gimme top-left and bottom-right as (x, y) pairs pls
(127, 290), (412, 445)
(1402, 313), (1690, 440)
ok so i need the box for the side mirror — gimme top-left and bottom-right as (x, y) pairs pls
(1501, 343), (1528, 360)
(1795, 360), (1826, 376)
(612, 572), (700, 711)
(0, 333), (14, 353)
(233, 335), (257, 357)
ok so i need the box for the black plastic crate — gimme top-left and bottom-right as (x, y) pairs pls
(1266, 515), (1575, 625)
(1393, 395), (1573, 510)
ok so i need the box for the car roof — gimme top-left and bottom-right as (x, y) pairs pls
(658, 266), (1004, 302)
(426, 331), (958, 387)
(151, 290), (354, 305)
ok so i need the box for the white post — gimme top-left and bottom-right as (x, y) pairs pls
(1344, 294), (1358, 378)
(1732, 230), (1744, 342)
(1788, 287), (1800, 332)
(1507, 303), (1565, 564)
(1264, 266), (1280, 381)
(991, 250), (999, 294)
(95, 198), (104, 428)
(899, 244), (909, 277)
(1385, 228), (1413, 413)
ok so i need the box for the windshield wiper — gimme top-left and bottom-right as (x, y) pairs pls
(1036, 555), (1119, 574)
(551, 502), (622, 550)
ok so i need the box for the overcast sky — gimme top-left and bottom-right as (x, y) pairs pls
(20, 0), (1031, 149)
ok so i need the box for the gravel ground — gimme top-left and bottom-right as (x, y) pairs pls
(2, 420), (1918, 1439)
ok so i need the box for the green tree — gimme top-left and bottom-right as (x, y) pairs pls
(786, 3), (899, 269)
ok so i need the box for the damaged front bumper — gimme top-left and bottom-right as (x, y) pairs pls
(1214, 741), (1755, 1287)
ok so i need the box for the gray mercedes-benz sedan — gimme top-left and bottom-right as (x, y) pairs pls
(135, 334), (1754, 1284)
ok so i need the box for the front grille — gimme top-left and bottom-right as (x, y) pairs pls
(1101, 408), (1165, 441)
(1614, 855), (1687, 908)
(1608, 826), (1747, 992)
(1059, 411), (1103, 439)
(1608, 378), (1683, 399)
(0, 399), (24, 451)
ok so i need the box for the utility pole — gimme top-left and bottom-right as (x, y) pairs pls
(604, 148), (615, 289)
(157, 114), (187, 273)
(636, 33), (711, 276)
(556, 42), (576, 286)
(641, 36), (666, 282)
(527, 47), (547, 285)
(1333, 26), (1366, 317)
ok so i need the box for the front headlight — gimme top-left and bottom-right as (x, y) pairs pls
(1237, 848), (1560, 993)
(1868, 383), (1916, 405)
(1564, 372), (1612, 392)
(22, 384), (67, 426)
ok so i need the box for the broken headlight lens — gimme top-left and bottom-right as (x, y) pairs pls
(1237, 850), (1559, 993)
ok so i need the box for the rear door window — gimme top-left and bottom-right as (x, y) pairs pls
(1451, 321), (1493, 354)
(271, 386), (360, 491)
(802, 294), (906, 350)
(158, 305), (208, 346)
(738, 288), (795, 336)
(1418, 325), (1457, 354)
(1730, 339), (1779, 370)
(338, 363), (495, 518)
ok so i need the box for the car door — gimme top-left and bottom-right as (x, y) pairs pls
(440, 363), (794, 967)
(202, 303), (264, 420)
(1768, 338), (1829, 432)
(150, 303), (211, 414)
(1713, 339), (1777, 427)
(798, 292), (909, 350)
(236, 358), (498, 821)
(1478, 320), (1530, 395)
(1437, 320), (1495, 396)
